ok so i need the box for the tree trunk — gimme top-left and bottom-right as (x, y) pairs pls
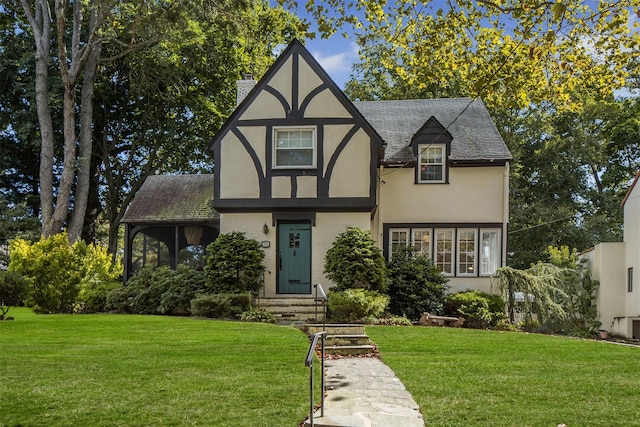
(68, 35), (101, 241)
(20, 0), (55, 236)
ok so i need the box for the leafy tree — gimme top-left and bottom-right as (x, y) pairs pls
(386, 246), (448, 321)
(204, 232), (265, 295)
(324, 226), (389, 292)
(13, 0), (307, 244)
(286, 0), (639, 112)
(492, 245), (599, 335)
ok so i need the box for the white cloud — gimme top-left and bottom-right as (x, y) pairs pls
(309, 41), (360, 88)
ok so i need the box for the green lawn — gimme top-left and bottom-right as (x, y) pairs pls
(368, 326), (640, 427)
(0, 308), (317, 427)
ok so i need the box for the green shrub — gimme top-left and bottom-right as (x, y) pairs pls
(240, 308), (277, 324)
(190, 293), (252, 318)
(8, 233), (122, 314)
(362, 315), (412, 326)
(444, 290), (505, 329)
(387, 246), (449, 321)
(204, 232), (265, 295)
(159, 266), (207, 316)
(0, 271), (28, 319)
(327, 288), (389, 323)
(324, 226), (389, 292)
(107, 266), (209, 316)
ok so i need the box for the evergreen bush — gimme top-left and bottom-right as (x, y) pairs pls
(204, 232), (265, 295)
(324, 226), (389, 292)
(190, 293), (251, 318)
(387, 246), (449, 321)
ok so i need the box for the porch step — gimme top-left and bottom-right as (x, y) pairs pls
(297, 324), (376, 356)
(255, 297), (326, 323)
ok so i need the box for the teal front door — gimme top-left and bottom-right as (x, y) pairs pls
(277, 222), (311, 294)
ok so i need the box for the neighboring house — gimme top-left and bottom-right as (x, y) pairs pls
(122, 39), (512, 311)
(581, 171), (640, 339)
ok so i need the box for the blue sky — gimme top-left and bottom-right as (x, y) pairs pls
(303, 36), (359, 89)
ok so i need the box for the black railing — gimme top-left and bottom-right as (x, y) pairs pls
(304, 331), (326, 427)
(314, 283), (327, 326)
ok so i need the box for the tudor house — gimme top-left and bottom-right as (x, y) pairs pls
(122, 39), (512, 310)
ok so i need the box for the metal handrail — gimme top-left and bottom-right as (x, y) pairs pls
(305, 331), (326, 427)
(314, 283), (327, 326)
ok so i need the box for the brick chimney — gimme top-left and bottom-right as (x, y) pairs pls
(236, 73), (257, 106)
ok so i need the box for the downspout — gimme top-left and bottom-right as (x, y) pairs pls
(503, 162), (510, 267)
(377, 165), (384, 249)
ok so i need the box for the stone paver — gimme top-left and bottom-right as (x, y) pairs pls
(306, 357), (424, 427)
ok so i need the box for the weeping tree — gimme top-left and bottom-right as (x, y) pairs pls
(492, 246), (600, 335)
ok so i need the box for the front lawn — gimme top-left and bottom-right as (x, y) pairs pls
(368, 326), (640, 426)
(0, 308), (316, 427)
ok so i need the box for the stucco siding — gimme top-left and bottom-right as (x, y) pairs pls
(328, 129), (371, 198)
(219, 132), (260, 199)
(379, 166), (507, 223)
(305, 88), (352, 118)
(241, 90), (287, 120)
(583, 243), (627, 336)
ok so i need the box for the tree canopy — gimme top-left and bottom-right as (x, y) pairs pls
(3, 0), (306, 249)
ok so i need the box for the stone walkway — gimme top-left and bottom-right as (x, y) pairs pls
(305, 357), (424, 427)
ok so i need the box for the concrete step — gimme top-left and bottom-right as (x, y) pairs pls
(298, 324), (366, 336)
(255, 297), (325, 322)
(325, 344), (376, 356)
(304, 415), (366, 427)
(326, 334), (371, 346)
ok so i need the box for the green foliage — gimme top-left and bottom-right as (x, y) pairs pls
(324, 226), (389, 292)
(158, 266), (208, 316)
(386, 246), (449, 321)
(444, 290), (505, 329)
(0, 270), (28, 318)
(327, 288), (389, 323)
(107, 266), (207, 315)
(8, 233), (121, 313)
(362, 315), (412, 326)
(75, 241), (124, 313)
(190, 293), (252, 319)
(493, 246), (600, 335)
(204, 232), (265, 295)
(240, 308), (277, 324)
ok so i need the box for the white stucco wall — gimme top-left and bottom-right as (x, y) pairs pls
(582, 243), (627, 336)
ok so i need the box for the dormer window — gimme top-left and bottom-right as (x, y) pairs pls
(418, 144), (446, 183)
(274, 127), (316, 168)
(411, 116), (451, 184)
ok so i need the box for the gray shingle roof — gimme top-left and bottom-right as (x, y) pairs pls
(121, 174), (218, 224)
(353, 98), (512, 164)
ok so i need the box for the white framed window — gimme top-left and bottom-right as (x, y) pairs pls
(273, 127), (316, 168)
(480, 229), (501, 275)
(412, 229), (431, 258)
(457, 229), (477, 276)
(389, 228), (410, 259)
(434, 229), (454, 275)
(418, 144), (445, 183)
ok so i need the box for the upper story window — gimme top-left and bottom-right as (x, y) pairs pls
(274, 127), (316, 168)
(418, 144), (446, 183)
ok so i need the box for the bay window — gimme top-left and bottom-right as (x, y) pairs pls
(387, 226), (502, 276)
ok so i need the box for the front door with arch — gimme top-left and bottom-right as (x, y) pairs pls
(277, 222), (312, 294)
